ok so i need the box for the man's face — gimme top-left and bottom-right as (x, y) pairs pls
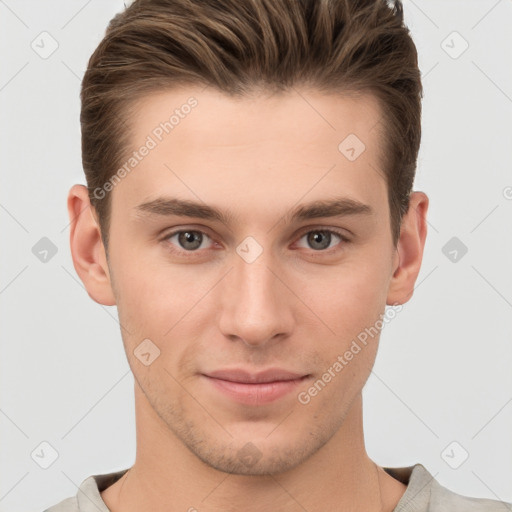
(105, 86), (399, 475)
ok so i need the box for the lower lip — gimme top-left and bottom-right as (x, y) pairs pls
(203, 375), (309, 405)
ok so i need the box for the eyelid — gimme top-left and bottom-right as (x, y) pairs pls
(160, 227), (217, 252)
(161, 225), (351, 255)
(291, 226), (350, 255)
(294, 225), (351, 242)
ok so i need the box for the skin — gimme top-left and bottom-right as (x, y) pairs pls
(68, 85), (428, 512)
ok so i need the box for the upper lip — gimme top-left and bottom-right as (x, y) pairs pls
(203, 368), (308, 384)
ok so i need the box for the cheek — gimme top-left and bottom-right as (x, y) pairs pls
(297, 265), (388, 405)
(109, 236), (175, 312)
(110, 247), (214, 363)
(295, 333), (379, 421)
(107, 242), (169, 343)
(298, 255), (391, 343)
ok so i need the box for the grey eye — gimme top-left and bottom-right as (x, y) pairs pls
(297, 230), (343, 251)
(176, 231), (205, 251)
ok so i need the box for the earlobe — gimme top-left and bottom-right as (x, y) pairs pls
(67, 184), (116, 306)
(386, 191), (429, 306)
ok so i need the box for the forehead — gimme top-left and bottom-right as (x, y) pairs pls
(129, 86), (383, 152)
(112, 86), (388, 223)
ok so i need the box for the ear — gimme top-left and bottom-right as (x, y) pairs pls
(67, 184), (116, 306)
(386, 191), (429, 305)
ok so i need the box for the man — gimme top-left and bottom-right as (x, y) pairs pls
(45, 0), (510, 510)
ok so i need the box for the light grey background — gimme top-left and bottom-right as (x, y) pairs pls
(1, 1), (511, 511)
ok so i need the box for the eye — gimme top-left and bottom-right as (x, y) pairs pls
(163, 229), (214, 253)
(161, 227), (350, 257)
(295, 229), (349, 252)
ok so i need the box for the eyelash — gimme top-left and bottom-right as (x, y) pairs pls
(160, 227), (351, 258)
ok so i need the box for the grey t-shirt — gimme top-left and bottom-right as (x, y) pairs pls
(43, 463), (510, 511)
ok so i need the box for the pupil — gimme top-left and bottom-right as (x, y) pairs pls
(309, 231), (330, 250)
(180, 231), (201, 250)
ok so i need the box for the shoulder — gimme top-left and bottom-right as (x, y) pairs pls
(429, 475), (511, 511)
(42, 496), (79, 512)
(41, 469), (127, 512)
(386, 463), (511, 512)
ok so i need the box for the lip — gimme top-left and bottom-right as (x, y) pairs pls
(202, 368), (311, 406)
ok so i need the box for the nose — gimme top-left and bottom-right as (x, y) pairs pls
(217, 248), (295, 348)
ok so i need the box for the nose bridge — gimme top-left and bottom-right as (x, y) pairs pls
(218, 238), (293, 346)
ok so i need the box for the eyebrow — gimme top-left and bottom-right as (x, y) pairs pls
(133, 196), (373, 226)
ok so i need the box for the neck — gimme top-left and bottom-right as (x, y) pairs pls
(102, 385), (405, 512)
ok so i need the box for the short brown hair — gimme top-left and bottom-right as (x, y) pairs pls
(80, 0), (422, 253)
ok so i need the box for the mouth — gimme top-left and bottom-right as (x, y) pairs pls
(201, 368), (311, 406)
